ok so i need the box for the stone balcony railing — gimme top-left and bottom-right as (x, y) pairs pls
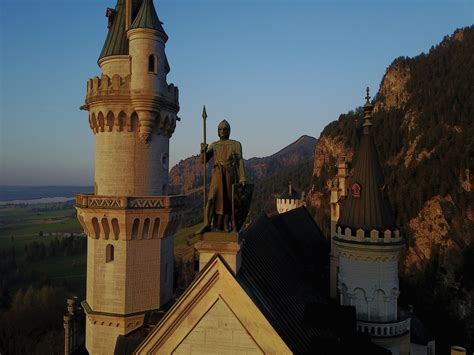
(75, 194), (185, 210)
(357, 318), (410, 338)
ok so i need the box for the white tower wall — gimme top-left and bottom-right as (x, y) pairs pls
(95, 131), (169, 196)
(99, 56), (131, 77)
(339, 257), (399, 322)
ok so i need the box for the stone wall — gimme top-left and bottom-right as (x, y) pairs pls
(174, 299), (263, 355)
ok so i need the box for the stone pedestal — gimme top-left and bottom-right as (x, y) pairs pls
(195, 232), (242, 274)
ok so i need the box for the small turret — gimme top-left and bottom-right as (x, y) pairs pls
(128, 0), (169, 94)
(276, 182), (304, 214)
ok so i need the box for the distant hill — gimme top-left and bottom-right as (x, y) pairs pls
(308, 26), (474, 352)
(245, 135), (317, 181)
(169, 135), (316, 195)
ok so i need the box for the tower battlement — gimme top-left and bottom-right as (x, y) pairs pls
(86, 74), (131, 97)
(85, 74), (179, 102)
(336, 226), (402, 244)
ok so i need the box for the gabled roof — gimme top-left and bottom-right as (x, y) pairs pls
(237, 211), (323, 353)
(269, 207), (328, 273)
(130, 0), (168, 40)
(133, 255), (291, 354)
(338, 91), (397, 231)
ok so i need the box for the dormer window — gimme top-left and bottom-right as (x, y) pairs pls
(148, 55), (157, 73)
(352, 183), (361, 198)
(106, 8), (117, 29)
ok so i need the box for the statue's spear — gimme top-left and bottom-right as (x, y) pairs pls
(202, 106), (208, 217)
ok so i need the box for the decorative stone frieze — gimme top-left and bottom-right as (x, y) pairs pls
(76, 194), (185, 209)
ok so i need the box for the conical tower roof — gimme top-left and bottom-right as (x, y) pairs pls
(130, 0), (168, 41)
(337, 88), (396, 231)
(99, 0), (129, 60)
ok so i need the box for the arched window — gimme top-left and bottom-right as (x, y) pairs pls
(129, 112), (138, 132)
(106, 244), (114, 262)
(353, 288), (368, 320)
(101, 218), (110, 240)
(117, 111), (126, 132)
(106, 111), (114, 132)
(148, 55), (157, 73)
(370, 289), (386, 322)
(142, 218), (150, 240)
(92, 218), (100, 239)
(131, 218), (140, 240)
(97, 112), (105, 132)
(152, 218), (160, 239)
(111, 218), (120, 240)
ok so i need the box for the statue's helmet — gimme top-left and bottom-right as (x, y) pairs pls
(218, 120), (231, 138)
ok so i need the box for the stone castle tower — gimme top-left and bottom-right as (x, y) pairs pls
(329, 90), (410, 355)
(75, 0), (182, 353)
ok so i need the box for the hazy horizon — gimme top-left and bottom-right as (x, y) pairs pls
(1, 0), (472, 185)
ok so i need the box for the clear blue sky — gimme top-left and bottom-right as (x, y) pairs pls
(0, 0), (472, 185)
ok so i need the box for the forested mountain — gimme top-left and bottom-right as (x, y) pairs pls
(308, 26), (474, 353)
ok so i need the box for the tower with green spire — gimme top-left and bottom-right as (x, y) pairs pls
(76, 1), (182, 353)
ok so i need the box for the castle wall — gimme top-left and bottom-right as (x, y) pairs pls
(173, 299), (263, 355)
(86, 238), (127, 314)
(124, 238), (167, 313)
(86, 237), (170, 314)
(86, 317), (124, 355)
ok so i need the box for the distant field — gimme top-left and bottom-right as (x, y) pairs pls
(0, 203), (82, 246)
(0, 203), (86, 297)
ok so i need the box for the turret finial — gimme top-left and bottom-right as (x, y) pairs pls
(202, 105), (207, 120)
(363, 87), (374, 133)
